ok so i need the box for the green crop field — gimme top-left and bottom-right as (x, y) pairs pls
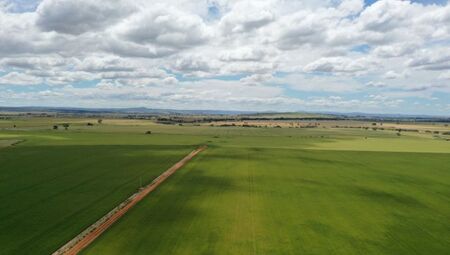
(83, 147), (450, 255)
(1, 117), (449, 254)
(0, 125), (196, 254)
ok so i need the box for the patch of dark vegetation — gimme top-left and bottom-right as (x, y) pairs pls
(242, 123), (258, 128)
(396, 128), (419, 132)
(154, 115), (339, 125)
(10, 140), (24, 146)
(306, 221), (333, 236)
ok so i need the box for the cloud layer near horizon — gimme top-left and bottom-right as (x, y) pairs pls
(0, 0), (449, 114)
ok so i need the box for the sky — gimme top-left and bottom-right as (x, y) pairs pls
(0, 0), (449, 115)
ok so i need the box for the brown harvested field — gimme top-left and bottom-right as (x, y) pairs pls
(209, 120), (450, 133)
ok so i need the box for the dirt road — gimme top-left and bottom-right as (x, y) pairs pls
(52, 145), (207, 255)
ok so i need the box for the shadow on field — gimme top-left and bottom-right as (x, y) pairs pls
(83, 167), (241, 254)
(351, 186), (427, 208)
(207, 146), (368, 168)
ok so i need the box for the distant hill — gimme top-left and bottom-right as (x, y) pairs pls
(0, 106), (448, 122)
(0, 106), (255, 115)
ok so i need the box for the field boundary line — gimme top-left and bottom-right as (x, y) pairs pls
(52, 145), (207, 255)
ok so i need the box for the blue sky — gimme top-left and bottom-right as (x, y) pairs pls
(365, 0), (448, 5)
(0, 0), (449, 115)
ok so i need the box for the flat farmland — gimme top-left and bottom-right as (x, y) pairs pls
(84, 140), (450, 254)
(0, 131), (194, 254)
(1, 118), (450, 254)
